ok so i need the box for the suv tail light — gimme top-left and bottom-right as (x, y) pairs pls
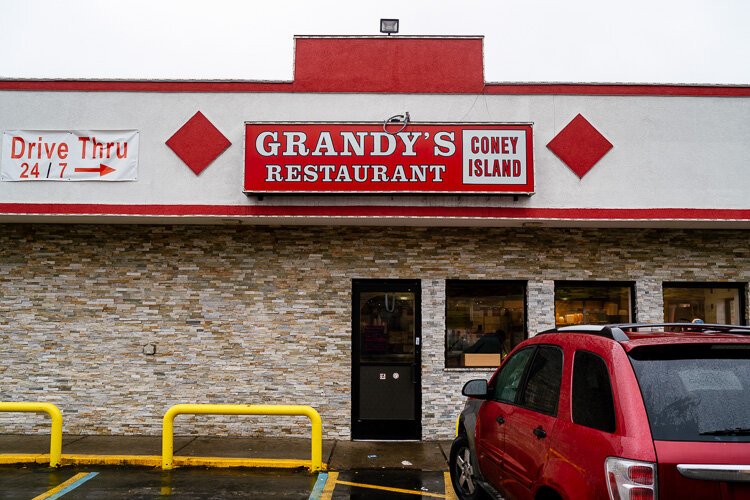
(605, 457), (658, 500)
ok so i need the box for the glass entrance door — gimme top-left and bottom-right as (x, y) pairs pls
(352, 280), (421, 440)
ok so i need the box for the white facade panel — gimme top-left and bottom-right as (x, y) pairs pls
(1, 91), (749, 212)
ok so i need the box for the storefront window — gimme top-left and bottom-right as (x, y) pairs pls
(445, 280), (526, 368)
(663, 283), (745, 325)
(555, 281), (633, 327)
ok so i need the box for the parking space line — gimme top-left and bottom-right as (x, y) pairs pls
(319, 471), (338, 500)
(31, 471), (99, 500)
(443, 472), (458, 500)
(313, 470), (452, 499)
(309, 472), (329, 500)
(334, 479), (447, 498)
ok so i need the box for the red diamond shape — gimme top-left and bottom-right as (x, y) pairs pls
(547, 114), (613, 178)
(166, 111), (231, 175)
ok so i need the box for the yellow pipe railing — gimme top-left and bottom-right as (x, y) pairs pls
(162, 404), (323, 471)
(0, 402), (63, 467)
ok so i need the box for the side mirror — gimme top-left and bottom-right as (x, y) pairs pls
(462, 379), (489, 399)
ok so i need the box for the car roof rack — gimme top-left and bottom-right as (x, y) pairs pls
(539, 323), (750, 342)
(614, 323), (750, 335)
(538, 325), (630, 342)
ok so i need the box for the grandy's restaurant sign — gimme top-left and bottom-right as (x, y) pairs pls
(244, 123), (534, 194)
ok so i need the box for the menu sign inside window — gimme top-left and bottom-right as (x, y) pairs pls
(244, 123), (533, 194)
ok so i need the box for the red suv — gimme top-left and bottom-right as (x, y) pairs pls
(450, 323), (750, 500)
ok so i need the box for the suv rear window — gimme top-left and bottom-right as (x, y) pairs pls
(629, 344), (750, 442)
(572, 351), (616, 432)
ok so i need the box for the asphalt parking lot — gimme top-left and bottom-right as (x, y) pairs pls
(0, 434), (458, 498)
(0, 465), (456, 499)
(1, 465), (315, 499)
(323, 470), (455, 499)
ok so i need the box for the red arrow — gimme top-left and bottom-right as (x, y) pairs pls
(74, 164), (116, 177)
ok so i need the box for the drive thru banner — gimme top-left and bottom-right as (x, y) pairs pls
(1, 130), (139, 181)
(244, 123), (534, 194)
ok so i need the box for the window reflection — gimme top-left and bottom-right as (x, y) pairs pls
(446, 281), (526, 368)
(555, 282), (633, 327)
(663, 284), (744, 324)
(359, 292), (415, 363)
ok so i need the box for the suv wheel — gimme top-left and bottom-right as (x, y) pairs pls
(450, 434), (485, 500)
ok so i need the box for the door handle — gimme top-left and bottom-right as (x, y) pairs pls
(496, 416), (505, 425)
(533, 426), (546, 439)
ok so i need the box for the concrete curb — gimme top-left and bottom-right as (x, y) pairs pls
(0, 435), (452, 471)
(0, 453), (327, 470)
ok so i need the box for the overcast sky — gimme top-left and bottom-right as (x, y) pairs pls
(1, 0), (748, 84)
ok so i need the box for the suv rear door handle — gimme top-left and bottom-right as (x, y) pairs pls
(533, 426), (546, 439)
(496, 416), (505, 425)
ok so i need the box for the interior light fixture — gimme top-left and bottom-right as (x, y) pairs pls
(380, 19), (399, 35)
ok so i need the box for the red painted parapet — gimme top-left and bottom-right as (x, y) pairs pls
(292, 36), (485, 94)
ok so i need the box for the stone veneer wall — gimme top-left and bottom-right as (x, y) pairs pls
(1, 224), (749, 439)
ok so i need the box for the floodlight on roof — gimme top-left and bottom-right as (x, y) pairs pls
(380, 19), (399, 35)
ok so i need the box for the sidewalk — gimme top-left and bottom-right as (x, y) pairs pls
(0, 434), (453, 471)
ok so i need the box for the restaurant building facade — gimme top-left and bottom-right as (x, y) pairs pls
(1, 36), (750, 440)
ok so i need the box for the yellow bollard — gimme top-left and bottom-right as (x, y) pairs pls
(0, 402), (63, 467)
(161, 404), (323, 472)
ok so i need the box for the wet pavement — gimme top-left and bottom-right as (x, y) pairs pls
(0, 436), (458, 498)
(0, 465), (456, 499)
(327, 470), (454, 499)
(1, 465), (317, 499)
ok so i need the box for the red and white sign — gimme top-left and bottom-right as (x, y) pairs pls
(1, 130), (139, 181)
(244, 123), (533, 194)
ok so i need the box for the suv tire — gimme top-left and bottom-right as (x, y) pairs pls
(450, 434), (488, 500)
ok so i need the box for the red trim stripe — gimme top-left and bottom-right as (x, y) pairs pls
(3, 204), (750, 220)
(1, 80), (749, 97)
(0, 80), (295, 93)
(483, 84), (750, 97)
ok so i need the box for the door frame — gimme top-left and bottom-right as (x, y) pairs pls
(351, 279), (422, 440)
